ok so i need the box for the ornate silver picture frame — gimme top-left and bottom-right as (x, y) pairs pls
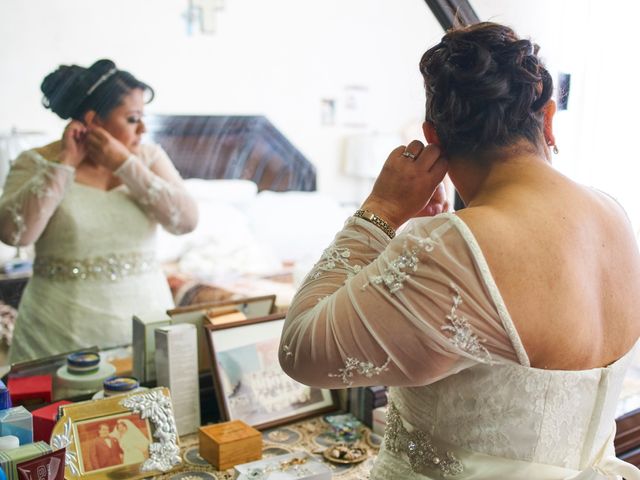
(51, 387), (181, 479)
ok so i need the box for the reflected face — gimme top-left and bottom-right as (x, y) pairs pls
(97, 88), (146, 154)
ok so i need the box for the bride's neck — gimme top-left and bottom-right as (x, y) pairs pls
(448, 150), (553, 208)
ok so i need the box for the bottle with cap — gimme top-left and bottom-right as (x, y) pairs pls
(0, 381), (33, 445)
(54, 352), (116, 400)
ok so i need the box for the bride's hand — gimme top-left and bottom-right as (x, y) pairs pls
(85, 126), (130, 171)
(360, 140), (448, 229)
(58, 121), (88, 167)
(414, 182), (449, 217)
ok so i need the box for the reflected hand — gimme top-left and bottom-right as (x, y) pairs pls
(360, 140), (448, 229)
(415, 182), (449, 217)
(86, 127), (130, 171)
(59, 121), (88, 167)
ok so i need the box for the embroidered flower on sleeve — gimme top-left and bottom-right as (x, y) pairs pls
(441, 284), (491, 363)
(328, 356), (391, 386)
(368, 235), (437, 293)
(311, 246), (362, 279)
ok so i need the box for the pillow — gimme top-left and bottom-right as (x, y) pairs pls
(183, 179), (258, 210)
(247, 191), (352, 263)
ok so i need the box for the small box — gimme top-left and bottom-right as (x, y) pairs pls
(7, 375), (52, 407)
(132, 314), (171, 383)
(199, 420), (262, 471)
(0, 441), (52, 479)
(31, 400), (72, 443)
(0, 406), (33, 445)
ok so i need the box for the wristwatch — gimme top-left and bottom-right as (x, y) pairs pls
(354, 209), (396, 239)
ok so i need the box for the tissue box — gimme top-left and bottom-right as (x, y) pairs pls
(199, 420), (262, 470)
(235, 452), (331, 480)
(32, 400), (72, 443)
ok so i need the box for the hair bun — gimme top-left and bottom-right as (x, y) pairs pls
(88, 59), (117, 77)
(40, 64), (89, 120)
(420, 22), (554, 157)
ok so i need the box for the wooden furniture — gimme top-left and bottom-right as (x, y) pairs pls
(616, 408), (640, 466)
(145, 115), (317, 191)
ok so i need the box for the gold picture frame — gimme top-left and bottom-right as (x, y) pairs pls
(50, 387), (181, 479)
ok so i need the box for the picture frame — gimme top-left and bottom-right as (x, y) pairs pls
(50, 387), (181, 479)
(205, 313), (338, 430)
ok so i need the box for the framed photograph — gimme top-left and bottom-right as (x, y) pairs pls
(205, 313), (338, 430)
(50, 387), (181, 479)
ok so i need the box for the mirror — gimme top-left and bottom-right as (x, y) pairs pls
(0, 1), (637, 371)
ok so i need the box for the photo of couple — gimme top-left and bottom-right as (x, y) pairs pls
(76, 413), (152, 473)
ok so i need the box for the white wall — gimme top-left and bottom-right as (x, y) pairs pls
(0, 0), (443, 204)
(2, 1), (639, 225)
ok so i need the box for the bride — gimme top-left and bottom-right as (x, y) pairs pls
(111, 419), (150, 464)
(279, 22), (640, 480)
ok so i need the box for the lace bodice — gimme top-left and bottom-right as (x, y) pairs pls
(279, 213), (640, 479)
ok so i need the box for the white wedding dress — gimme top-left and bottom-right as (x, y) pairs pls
(0, 144), (197, 362)
(112, 420), (149, 465)
(279, 213), (640, 479)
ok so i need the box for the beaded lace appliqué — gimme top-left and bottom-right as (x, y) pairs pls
(312, 246), (362, 279)
(369, 235), (436, 293)
(328, 356), (391, 386)
(441, 285), (491, 362)
(385, 402), (463, 476)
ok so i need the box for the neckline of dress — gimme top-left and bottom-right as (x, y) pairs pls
(439, 211), (638, 373)
(72, 181), (125, 194)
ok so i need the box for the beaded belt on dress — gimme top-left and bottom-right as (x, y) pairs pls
(384, 402), (464, 476)
(33, 252), (157, 281)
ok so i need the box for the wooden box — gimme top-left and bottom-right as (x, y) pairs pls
(199, 420), (262, 470)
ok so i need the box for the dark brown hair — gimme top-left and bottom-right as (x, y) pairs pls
(420, 22), (553, 158)
(41, 59), (154, 121)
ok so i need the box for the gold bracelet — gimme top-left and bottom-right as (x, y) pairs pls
(354, 209), (396, 239)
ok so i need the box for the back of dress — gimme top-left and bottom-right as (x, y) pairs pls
(280, 213), (640, 480)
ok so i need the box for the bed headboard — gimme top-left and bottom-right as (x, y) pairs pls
(145, 115), (316, 191)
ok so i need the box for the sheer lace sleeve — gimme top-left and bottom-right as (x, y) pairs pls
(279, 214), (523, 389)
(114, 144), (198, 235)
(0, 151), (74, 246)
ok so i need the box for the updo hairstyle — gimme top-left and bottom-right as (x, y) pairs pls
(420, 22), (553, 158)
(40, 59), (154, 121)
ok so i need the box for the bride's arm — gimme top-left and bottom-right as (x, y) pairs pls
(279, 215), (520, 389)
(0, 151), (74, 246)
(113, 144), (198, 235)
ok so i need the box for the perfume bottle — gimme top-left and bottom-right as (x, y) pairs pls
(0, 381), (33, 445)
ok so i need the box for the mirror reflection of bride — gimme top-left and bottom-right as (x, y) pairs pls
(110, 418), (149, 464)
